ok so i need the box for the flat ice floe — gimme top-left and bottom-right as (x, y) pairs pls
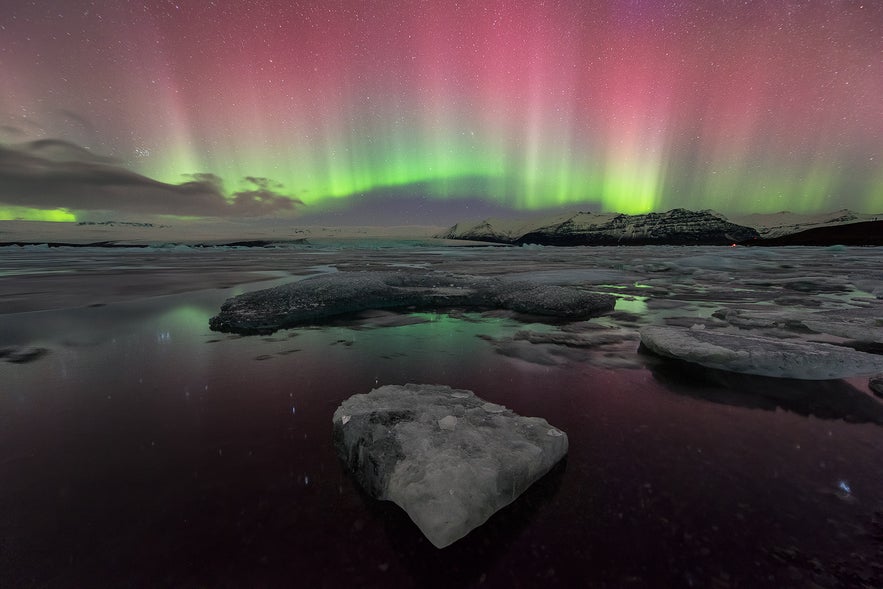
(712, 308), (883, 344)
(640, 325), (883, 379)
(332, 384), (568, 548)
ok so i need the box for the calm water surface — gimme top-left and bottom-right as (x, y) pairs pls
(1, 246), (881, 588)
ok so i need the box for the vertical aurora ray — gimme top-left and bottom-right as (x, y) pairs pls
(2, 0), (880, 218)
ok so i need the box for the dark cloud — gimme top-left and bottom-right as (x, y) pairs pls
(232, 177), (305, 215)
(0, 140), (300, 217)
(20, 138), (121, 164)
(183, 172), (224, 189)
(52, 109), (98, 147)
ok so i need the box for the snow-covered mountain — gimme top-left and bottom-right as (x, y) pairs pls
(439, 209), (760, 245)
(730, 209), (881, 239)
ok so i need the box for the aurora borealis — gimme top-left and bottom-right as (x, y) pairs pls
(1, 0), (881, 221)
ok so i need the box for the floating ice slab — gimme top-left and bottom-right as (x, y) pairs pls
(714, 308), (883, 344)
(640, 325), (883, 379)
(210, 271), (614, 334)
(0, 345), (48, 364)
(332, 384), (568, 548)
(871, 374), (883, 398)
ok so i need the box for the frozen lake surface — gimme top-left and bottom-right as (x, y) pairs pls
(1, 244), (882, 587)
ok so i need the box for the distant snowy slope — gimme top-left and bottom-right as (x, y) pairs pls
(439, 211), (587, 243)
(0, 219), (444, 246)
(731, 209), (881, 238)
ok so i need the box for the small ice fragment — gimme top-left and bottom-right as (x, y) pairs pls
(341, 415), (351, 425)
(837, 480), (851, 494)
(482, 402), (506, 413)
(438, 415), (458, 430)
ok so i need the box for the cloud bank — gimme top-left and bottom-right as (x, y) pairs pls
(0, 140), (300, 217)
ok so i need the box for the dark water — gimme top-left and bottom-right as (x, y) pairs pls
(1, 246), (881, 588)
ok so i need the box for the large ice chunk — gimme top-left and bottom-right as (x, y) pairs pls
(332, 384), (568, 548)
(210, 271), (614, 334)
(640, 325), (883, 379)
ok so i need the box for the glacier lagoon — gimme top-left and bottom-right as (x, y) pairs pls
(2, 243), (882, 587)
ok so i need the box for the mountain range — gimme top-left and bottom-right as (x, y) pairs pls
(0, 208), (880, 247)
(439, 208), (882, 246)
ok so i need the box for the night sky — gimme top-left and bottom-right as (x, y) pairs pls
(1, 1), (880, 222)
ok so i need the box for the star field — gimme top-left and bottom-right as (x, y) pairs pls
(1, 0), (880, 220)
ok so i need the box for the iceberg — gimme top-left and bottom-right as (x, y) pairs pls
(332, 384), (568, 548)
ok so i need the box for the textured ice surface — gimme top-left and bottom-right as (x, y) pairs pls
(640, 325), (883, 379)
(332, 384), (568, 548)
(0, 345), (48, 364)
(210, 271), (615, 333)
(481, 327), (642, 369)
(800, 309), (883, 344)
(871, 375), (883, 398)
(712, 308), (883, 344)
